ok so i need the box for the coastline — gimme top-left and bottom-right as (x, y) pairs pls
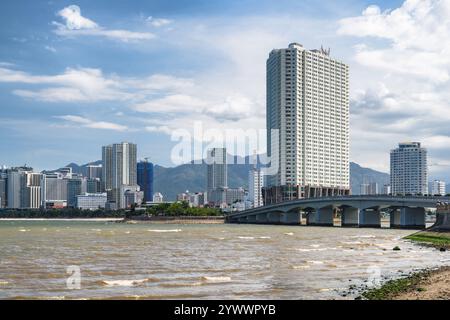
(124, 216), (225, 224)
(356, 230), (450, 300)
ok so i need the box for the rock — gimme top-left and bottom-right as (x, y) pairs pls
(440, 247), (446, 252)
(393, 246), (401, 251)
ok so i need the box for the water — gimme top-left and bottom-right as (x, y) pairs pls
(0, 220), (448, 300)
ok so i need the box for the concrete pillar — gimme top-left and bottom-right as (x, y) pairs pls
(399, 207), (425, 229)
(359, 209), (381, 228)
(256, 213), (268, 223)
(247, 215), (256, 223)
(280, 211), (301, 225)
(342, 207), (359, 227)
(309, 207), (333, 226)
(390, 209), (401, 228)
(267, 212), (281, 224)
(238, 217), (247, 223)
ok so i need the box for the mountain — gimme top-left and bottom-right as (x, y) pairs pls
(350, 162), (390, 195)
(51, 159), (390, 200)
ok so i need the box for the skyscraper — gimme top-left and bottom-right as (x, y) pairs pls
(86, 164), (102, 180)
(390, 142), (428, 195)
(248, 168), (264, 208)
(67, 178), (82, 208)
(206, 147), (227, 193)
(102, 142), (137, 208)
(137, 160), (154, 203)
(264, 42), (350, 204)
(432, 180), (446, 196)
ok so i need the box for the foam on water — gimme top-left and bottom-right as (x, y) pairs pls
(147, 229), (182, 233)
(202, 276), (232, 283)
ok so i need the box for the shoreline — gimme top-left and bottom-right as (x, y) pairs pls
(124, 216), (225, 224)
(356, 230), (450, 300)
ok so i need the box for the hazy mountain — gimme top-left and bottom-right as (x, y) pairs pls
(52, 158), (390, 200)
(350, 162), (390, 195)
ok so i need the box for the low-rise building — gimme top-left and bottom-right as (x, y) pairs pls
(76, 193), (107, 210)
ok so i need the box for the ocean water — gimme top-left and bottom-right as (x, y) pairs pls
(0, 220), (448, 300)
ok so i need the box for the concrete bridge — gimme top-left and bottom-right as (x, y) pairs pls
(226, 196), (450, 229)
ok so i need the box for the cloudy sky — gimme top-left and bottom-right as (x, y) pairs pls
(1, 0), (450, 179)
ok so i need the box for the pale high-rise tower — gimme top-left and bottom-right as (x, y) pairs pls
(265, 43), (350, 204)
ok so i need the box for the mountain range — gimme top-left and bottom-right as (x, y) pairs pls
(56, 156), (390, 200)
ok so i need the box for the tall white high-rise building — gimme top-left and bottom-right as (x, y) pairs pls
(206, 148), (227, 193)
(432, 180), (446, 196)
(390, 142), (428, 195)
(102, 142), (137, 208)
(248, 168), (264, 208)
(265, 42), (350, 204)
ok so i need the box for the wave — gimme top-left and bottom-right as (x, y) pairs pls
(202, 276), (232, 283)
(100, 278), (153, 287)
(238, 236), (255, 239)
(147, 229), (182, 233)
(307, 260), (324, 265)
(292, 265), (310, 270)
(284, 232), (294, 236)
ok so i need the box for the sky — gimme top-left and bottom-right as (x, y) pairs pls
(1, 0), (450, 180)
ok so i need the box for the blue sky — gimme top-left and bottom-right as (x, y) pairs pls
(2, 0), (450, 181)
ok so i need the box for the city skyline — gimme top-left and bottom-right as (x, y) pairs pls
(2, 0), (450, 183)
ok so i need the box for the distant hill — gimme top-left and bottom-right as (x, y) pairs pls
(350, 162), (390, 195)
(50, 158), (390, 200)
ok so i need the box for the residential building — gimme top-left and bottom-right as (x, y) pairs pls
(67, 178), (82, 208)
(207, 148), (227, 193)
(102, 142), (137, 208)
(382, 184), (391, 195)
(248, 168), (264, 208)
(264, 42), (350, 204)
(137, 160), (154, 203)
(86, 164), (102, 180)
(432, 180), (446, 196)
(390, 142), (428, 195)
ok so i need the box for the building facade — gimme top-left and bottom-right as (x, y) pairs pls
(248, 168), (264, 208)
(432, 180), (446, 196)
(264, 42), (350, 204)
(76, 193), (107, 210)
(207, 148), (227, 193)
(137, 160), (154, 203)
(390, 142), (428, 195)
(102, 142), (137, 208)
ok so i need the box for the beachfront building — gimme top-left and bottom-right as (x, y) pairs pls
(264, 43), (350, 204)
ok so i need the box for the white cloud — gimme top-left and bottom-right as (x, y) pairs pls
(0, 66), (129, 102)
(338, 0), (450, 175)
(56, 115), (128, 131)
(44, 45), (57, 53)
(58, 5), (98, 30)
(147, 16), (173, 27)
(54, 5), (155, 42)
(338, 0), (450, 82)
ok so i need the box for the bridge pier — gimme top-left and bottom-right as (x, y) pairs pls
(256, 213), (268, 223)
(308, 207), (333, 226)
(391, 208), (425, 229)
(341, 207), (359, 227)
(280, 211), (301, 225)
(359, 209), (381, 228)
(267, 212), (281, 224)
(247, 215), (257, 223)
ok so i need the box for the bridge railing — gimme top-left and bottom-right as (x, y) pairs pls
(225, 195), (449, 217)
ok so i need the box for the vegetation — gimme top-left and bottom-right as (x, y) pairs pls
(143, 201), (222, 217)
(405, 232), (450, 248)
(0, 208), (126, 218)
(361, 270), (432, 300)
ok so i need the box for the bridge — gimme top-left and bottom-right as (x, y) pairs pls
(226, 195), (450, 229)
